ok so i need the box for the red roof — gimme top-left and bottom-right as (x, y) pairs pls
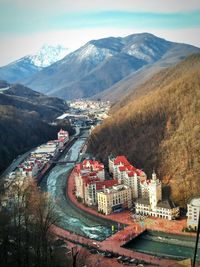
(82, 176), (100, 186)
(82, 159), (92, 165)
(96, 179), (118, 190)
(114, 156), (130, 165)
(119, 166), (126, 172)
(89, 172), (97, 176)
(81, 159), (104, 171)
(126, 165), (136, 171)
(128, 171), (136, 177)
(136, 169), (145, 176)
(58, 137), (65, 142)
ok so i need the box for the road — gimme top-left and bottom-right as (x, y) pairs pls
(0, 148), (34, 179)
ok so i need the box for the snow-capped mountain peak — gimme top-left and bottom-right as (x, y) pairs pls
(30, 44), (69, 67)
(75, 43), (114, 63)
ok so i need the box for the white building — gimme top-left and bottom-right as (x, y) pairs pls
(34, 142), (58, 156)
(135, 172), (179, 220)
(108, 155), (146, 199)
(187, 197), (200, 230)
(135, 198), (179, 220)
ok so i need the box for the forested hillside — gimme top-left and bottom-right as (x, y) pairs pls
(88, 54), (200, 206)
(0, 83), (73, 174)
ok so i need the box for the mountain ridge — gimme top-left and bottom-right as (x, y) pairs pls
(20, 33), (200, 100)
(0, 44), (69, 84)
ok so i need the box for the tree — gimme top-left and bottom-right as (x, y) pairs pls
(0, 176), (62, 267)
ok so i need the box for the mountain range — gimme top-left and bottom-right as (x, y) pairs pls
(16, 33), (200, 100)
(88, 54), (200, 206)
(0, 44), (69, 84)
(0, 33), (199, 101)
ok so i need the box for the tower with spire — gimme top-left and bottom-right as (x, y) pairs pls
(149, 170), (162, 210)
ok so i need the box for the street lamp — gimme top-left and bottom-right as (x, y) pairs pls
(71, 246), (78, 267)
(193, 211), (200, 267)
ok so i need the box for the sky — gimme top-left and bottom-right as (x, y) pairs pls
(0, 0), (200, 66)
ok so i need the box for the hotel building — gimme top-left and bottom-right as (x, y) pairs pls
(187, 197), (200, 230)
(97, 185), (132, 215)
(135, 172), (179, 220)
(74, 156), (179, 219)
(108, 155), (146, 198)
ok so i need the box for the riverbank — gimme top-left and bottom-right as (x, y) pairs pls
(65, 168), (181, 266)
(52, 224), (177, 267)
(68, 168), (195, 238)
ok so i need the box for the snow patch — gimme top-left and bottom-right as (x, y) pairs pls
(29, 44), (70, 67)
(76, 43), (114, 63)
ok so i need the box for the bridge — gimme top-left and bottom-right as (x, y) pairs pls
(52, 160), (76, 164)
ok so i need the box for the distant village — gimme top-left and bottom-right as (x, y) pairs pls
(4, 129), (69, 187)
(56, 99), (110, 127)
(73, 156), (200, 230)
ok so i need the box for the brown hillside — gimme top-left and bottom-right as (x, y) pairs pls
(88, 54), (200, 206)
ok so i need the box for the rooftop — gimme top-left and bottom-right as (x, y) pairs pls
(101, 184), (130, 195)
(114, 156), (130, 166)
(188, 197), (200, 207)
(157, 200), (177, 209)
(135, 198), (150, 205)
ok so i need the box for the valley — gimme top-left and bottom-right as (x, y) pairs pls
(1, 104), (199, 266)
(0, 31), (200, 267)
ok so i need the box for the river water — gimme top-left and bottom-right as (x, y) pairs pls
(124, 230), (200, 260)
(39, 138), (113, 241)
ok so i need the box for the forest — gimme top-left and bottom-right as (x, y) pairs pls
(88, 54), (200, 206)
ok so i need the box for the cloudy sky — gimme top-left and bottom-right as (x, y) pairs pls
(0, 0), (200, 66)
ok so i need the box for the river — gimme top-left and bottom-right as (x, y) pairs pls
(123, 230), (200, 260)
(39, 136), (113, 241)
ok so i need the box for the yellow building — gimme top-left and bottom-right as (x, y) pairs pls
(97, 185), (132, 215)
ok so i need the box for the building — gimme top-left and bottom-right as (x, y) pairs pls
(5, 129), (63, 186)
(135, 198), (179, 220)
(84, 179), (118, 206)
(74, 159), (106, 205)
(57, 129), (69, 144)
(135, 172), (179, 220)
(97, 185), (132, 215)
(187, 197), (200, 230)
(34, 141), (59, 156)
(74, 156), (179, 219)
(108, 155), (146, 198)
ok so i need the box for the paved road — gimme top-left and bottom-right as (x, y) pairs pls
(0, 148), (34, 179)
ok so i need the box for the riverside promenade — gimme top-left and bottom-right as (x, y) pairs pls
(58, 169), (180, 267)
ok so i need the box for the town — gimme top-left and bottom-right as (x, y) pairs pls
(73, 155), (199, 229)
(3, 129), (70, 188)
(0, 98), (200, 266)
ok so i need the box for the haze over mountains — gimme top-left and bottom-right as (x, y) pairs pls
(0, 44), (69, 84)
(4, 33), (198, 100)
